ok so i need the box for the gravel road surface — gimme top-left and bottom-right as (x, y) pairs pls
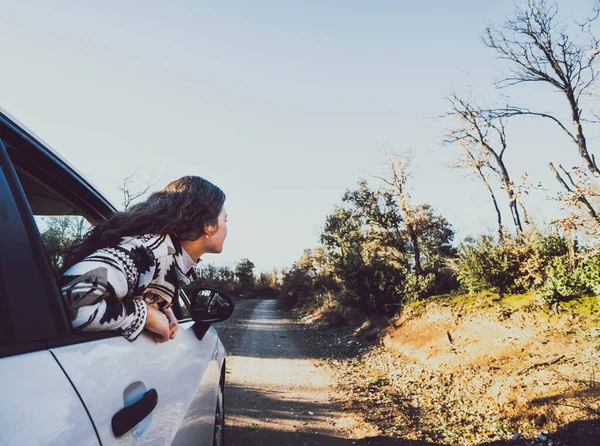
(216, 298), (435, 446)
(216, 298), (361, 446)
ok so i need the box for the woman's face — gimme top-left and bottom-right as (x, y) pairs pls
(206, 206), (228, 253)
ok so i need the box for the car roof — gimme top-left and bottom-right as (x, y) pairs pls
(0, 106), (117, 214)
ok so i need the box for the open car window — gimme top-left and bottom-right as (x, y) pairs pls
(13, 165), (94, 275)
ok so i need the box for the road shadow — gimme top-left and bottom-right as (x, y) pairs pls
(478, 418), (600, 445)
(226, 383), (443, 446)
(227, 425), (443, 446)
(226, 383), (333, 423)
(227, 417), (600, 446)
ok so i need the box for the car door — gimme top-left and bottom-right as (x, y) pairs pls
(50, 320), (220, 445)
(0, 110), (222, 445)
(0, 138), (99, 446)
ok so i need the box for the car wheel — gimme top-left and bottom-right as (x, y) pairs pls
(213, 379), (224, 446)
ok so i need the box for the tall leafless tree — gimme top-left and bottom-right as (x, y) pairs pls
(446, 94), (524, 235)
(374, 151), (424, 274)
(484, 0), (600, 218)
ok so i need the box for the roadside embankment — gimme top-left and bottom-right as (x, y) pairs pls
(298, 294), (600, 445)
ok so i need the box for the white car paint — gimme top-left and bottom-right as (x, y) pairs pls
(51, 322), (223, 445)
(0, 351), (99, 446)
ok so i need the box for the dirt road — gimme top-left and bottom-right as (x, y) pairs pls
(216, 298), (434, 446)
(216, 298), (357, 445)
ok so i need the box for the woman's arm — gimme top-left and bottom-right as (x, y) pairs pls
(59, 245), (155, 341)
(146, 305), (171, 343)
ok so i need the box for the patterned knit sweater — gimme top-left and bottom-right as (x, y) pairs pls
(59, 234), (197, 340)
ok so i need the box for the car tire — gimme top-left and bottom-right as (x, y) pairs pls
(213, 378), (225, 446)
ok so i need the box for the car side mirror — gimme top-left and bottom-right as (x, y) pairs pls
(190, 288), (235, 340)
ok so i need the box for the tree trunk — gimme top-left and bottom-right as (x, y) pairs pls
(407, 223), (422, 275)
(566, 89), (598, 176)
(508, 193), (523, 233)
(471, 152), (504, 239)
(489, 150), (523, 233)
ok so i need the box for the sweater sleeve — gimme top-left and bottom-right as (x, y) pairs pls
(59, 245), (155, 341)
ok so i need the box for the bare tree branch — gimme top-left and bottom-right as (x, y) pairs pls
(118, 171), (156, 211)
(487, 106), (577, 143)
(549, 162), (598, 219)
(484, 0), (600, 177)
(446, 93), (523, 233)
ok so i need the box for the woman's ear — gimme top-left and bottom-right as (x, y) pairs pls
(204, 223), (218, 237)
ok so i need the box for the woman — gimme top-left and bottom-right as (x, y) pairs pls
(59, 176), (227, 343)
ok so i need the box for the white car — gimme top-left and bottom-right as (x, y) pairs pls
(0, 108), (234, 446)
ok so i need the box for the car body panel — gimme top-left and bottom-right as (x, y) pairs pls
(51, 322), (220, 445)
(172, 329), (226, 446)
(0, 350), (99, 446)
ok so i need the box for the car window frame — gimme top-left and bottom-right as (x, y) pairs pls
(0, 113), (122, 355)
(173, 288), (194, 322)
(0, 139), (59, 357)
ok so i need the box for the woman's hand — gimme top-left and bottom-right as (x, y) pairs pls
(145, 305), (171, 343)
(164, 308), (179, 340)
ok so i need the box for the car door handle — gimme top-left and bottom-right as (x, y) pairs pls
(112, 388), (158, 437)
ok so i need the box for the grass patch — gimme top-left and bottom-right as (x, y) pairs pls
(560, 295), (599, 315)
(405, 292), (600, 319)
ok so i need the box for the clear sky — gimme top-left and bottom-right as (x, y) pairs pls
(2, 0), (599, 271)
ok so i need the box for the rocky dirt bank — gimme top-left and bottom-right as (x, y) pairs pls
(295, 294), (600, 445)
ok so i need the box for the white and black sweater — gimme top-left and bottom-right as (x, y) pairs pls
(59, 234), (197, 340)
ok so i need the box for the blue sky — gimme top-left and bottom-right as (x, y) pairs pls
(2, 0), (599, 271)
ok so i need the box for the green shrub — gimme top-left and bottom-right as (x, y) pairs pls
(452, 231), (585, 299)
(279, 268), (315, 309)
(580, 254), (600, 295)
(321, 305), (365, 327)
(540, 253), (600, 302)
(453, 235), (521, 294)
(515, 231), (570, 291)
(334, 255), (428, 315)
(427, 265), (460, 296)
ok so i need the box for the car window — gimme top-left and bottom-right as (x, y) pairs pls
(13, 165), (94, 275)
(34, 215), (92, 273)
(9, 156), (199, 327)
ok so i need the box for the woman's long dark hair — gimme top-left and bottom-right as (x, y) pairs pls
(62, 176), (226, 273)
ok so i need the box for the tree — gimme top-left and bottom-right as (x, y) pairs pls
(373, 152), (429, 274)
(119, 171), (155, 211)
(320, 177), (457, 312)
(409, 203), (456, 268)
(235, 258), (255, 293)
(484, 0), (600, 219)
(321, 205), (364, 268)
(446, 94), (525, 235)
(257, 271), (278, 289)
